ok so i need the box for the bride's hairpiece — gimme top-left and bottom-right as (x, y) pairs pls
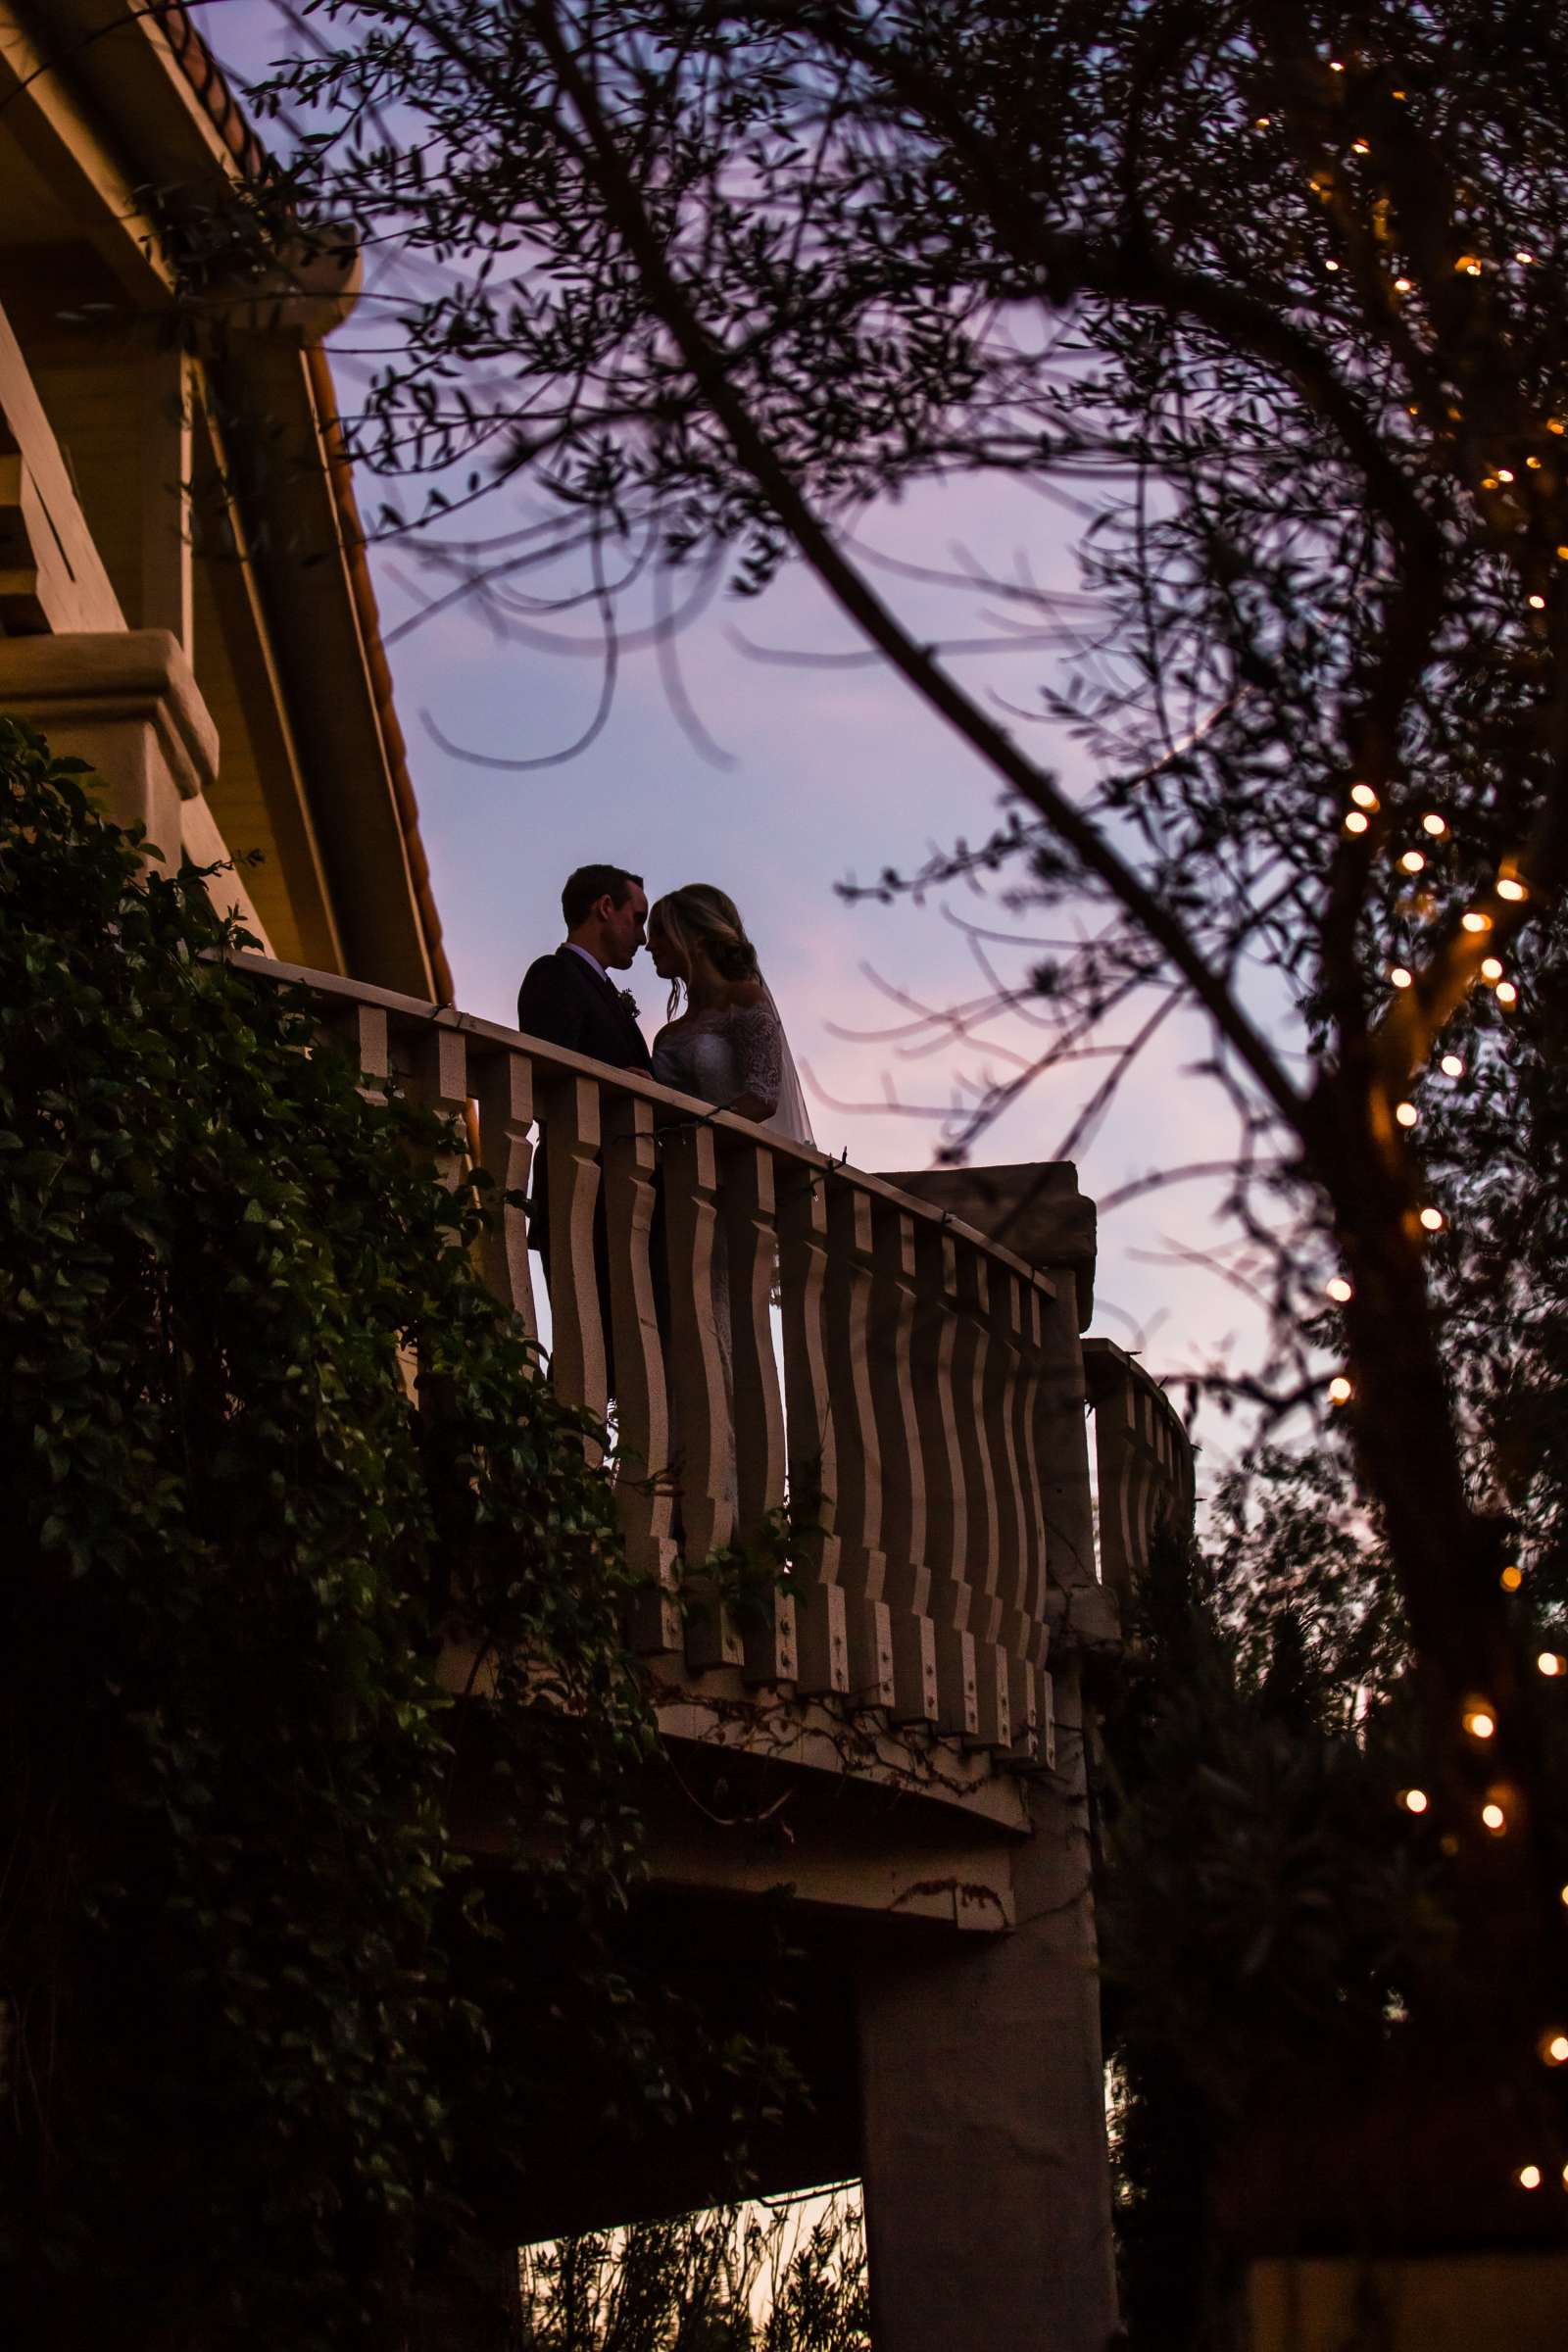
(649, 883), (760, 1016)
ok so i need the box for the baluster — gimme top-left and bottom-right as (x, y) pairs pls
(909, 1221), (977, 1740)
(661, 1120), (742, 1670)
(539, 1071), (608, 1456)
(720, 1134), (797, 1686)
(1008, 1278), (1053, 1755)
(469, 1043), (539, 1346)
(603, 1092), (679, 1653)
(320, 999), (389, 1102)
(985, 1263), (1038, 1755)
(401, 1018), (468, 1199)
(775, 1160), (849, 1696)
(1036, 1283), (1098, 1597)
(822, 1179), (895, 1711)
(953, 1245), (1009, 1748)
(868, 1200), (938, 1725)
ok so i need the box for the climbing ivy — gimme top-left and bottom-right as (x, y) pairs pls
(0, 722), (667, 2347)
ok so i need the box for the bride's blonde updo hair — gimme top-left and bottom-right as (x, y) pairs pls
(649, 883), (760, 1016)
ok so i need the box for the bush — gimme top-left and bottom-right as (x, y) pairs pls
(0, 722), (652, 2348)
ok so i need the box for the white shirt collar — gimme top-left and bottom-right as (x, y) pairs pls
(564, 941), (610, 984)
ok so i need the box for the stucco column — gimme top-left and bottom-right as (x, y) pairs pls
(861, 1159), (1118, 2350)
(0, 627), (269, 945)
(856, 1668), (1117, 2352)
(0, 627), (215, 862)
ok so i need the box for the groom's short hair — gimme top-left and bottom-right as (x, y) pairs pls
(563, 863), (643, 928)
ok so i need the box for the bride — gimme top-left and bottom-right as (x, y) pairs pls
(647, 884), (814, 1146)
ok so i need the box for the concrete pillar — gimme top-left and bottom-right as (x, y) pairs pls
(857, 1668), (1118, 2352)
(0, 626), (270, 946)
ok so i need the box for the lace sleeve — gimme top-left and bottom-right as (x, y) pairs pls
(728, 1003), (783, 1114)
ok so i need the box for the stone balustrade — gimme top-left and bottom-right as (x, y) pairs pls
(233, 953), (1193, 1774)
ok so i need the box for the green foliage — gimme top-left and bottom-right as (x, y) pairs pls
(517, 2191), (869, 2352)
(0, 721), (654, 2347)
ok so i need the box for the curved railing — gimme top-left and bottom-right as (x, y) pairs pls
(233, 954), (1151, 1767)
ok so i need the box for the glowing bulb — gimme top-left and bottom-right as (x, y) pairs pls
(1541, 2033), (1568, 2066)
(1400, 849), (1426, 872)
(1497, 467), (1516, 483)
(1517, 250), (1536, 264)
(1419, 1206), (1444, 1232)
(1496, 876), (1527, 900)
(1328, 1375), (1352, 1405)
(1558, 547), (1568, 560)
(1481, 956), (1504, 980)
(1395, 276), (1413, 292)
(1464, 1708), (1495, 1739)
(1401, 1788), (1429, 1814)
(1345, 809), (1370, 834)
(1520, 2165), (1543, 2190)
(1483, 1802), (1507, 1832)
(1325, 259), (1341, 272)
(1460, 258), (1483, 276)
(1500, 1564), (1523, 1592)
(1422, 811), (1447, 836)
(1350, 783), (1379, 808)
(1326, 1276), (1352, 1302)
(1391, 965), (1413, 989)
(1441, 1054), (1464, 1076)
(1352, 139), (1370, 154)
(1396, 1102), (1419, 1127)
(1329, 58), (1344, 71)
(1538, 1651), (1564, 1677)
(1560, 1886), (1568, 1906)
(1551, 420), (1567, 436)
(1462, 910), (1491, 932)
(1528, 456), (1543, 469)
(1496, 980), (1518, 1005)
(1529, 594), (1546, 610)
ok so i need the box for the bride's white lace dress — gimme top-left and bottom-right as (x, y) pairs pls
(651, 989), (811, 1510)
(649, 990), (813, 1147)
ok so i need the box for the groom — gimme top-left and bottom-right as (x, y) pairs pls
(516, 865), (656, 1378)
(516, 862), (653, 1077)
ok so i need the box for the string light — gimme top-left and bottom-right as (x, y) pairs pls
(1396, 1102), (1419, 1127)
(1497, 467), (1516, 483)
(1496, 981), (1518, 1006)
(1540, 2032), (1568, 2067)
(1462, 910), (1491, 933)
(1351, 138), (1370, 154)
(1391, 965), (1413, 989)
(1517, 250), (1536, 264)
(1419, 1206), (1445, 1232)
(1399, 849), (1425, 872)
(1400, 1788), (1429, 1814)
(1422, 812), (1447, 836)
(1255, 115), (1272, 127)
(1345, 809), (1370, 834)
(1328, 58), (1344, 71)
(1560, 1886), (1568, 1906)
(1328, 1374), (1353, 1404)
(1500, 1564), (1524, 1592)
(1441, 1054), (1465, 1076)
(1496, 876), (1527, 901)
(1325, 259), (1341, 272)
(1538, 1651), (1565, 1678)
(1483, 1801), (1507, 1833)
(1481, 956), (1504, 980)
(1350, 783), (1379, 808)
(1458, 256), (1483, 276)
(1395, 275), (1413, 292)
(1326, 1275), (1353, 1302)
(1519, 2165), (1544, 2190)
(1463, 1706), (1495, 1740)
(1527, 456), (1543, 470)
(1529, 594), (1546, 610)
(1552, 420), (1568, 435)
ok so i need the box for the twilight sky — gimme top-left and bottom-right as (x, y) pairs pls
(200, 2), (1284, 1483)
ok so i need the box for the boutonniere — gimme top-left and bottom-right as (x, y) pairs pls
(618, 989), (641, 1019)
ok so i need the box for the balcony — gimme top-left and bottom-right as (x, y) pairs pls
(230, 950), (1196, 2346)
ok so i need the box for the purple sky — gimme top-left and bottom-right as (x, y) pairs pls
(199, 3), (1285, 1480)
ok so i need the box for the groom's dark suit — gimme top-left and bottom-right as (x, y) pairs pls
(516, 948), (656, 1381)
(516, 943), (654, 1082)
